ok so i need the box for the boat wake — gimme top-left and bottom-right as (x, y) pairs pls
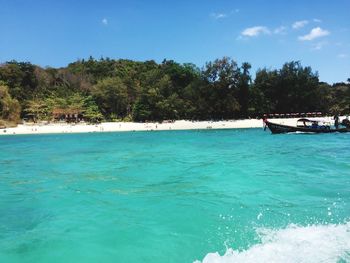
(195, 222), (350, 263)
(289, 131), (316, 134)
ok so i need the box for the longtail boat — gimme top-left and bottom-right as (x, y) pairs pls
(264, 118), (350, 134)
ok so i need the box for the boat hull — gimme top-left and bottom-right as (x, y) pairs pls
(265, 121), (350, 134)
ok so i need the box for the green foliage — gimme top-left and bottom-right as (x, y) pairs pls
(132, 97), (152, 122)
(250, 61), (333, 116)
(92, 77), (128, 119)
(237, 62), (251, 118)
(0, 57), (349, 123)
(202, 57), (241, 119)
(82, 96), (103, 123)
(24, 99), (48, 122)
(0, 82), (21, 122)
(329, 84), (350, 114)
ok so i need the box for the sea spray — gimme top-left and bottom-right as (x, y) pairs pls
(195, 222), (350, 263)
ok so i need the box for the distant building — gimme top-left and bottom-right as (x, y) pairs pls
(52, 108), (83, 122)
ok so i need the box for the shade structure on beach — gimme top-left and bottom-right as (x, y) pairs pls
(52, 108), (83, 122)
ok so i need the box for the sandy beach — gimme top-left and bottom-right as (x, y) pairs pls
(0, 117), (339, 136)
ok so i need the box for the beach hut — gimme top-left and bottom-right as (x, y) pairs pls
(52, 108), (83, 122)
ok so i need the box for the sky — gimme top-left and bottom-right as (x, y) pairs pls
(0, 0), (349, 83)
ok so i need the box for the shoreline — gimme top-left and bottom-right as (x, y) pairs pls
(0, 117), (338, 136)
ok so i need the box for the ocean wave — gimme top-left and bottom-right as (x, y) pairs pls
(195, 222), (350, 263)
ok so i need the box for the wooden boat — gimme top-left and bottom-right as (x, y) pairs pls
(265, 118), (350, 134)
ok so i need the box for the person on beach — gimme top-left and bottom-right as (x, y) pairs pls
(341, 116), (350, 128)
(262, 115), (268, 131)
(334, 114), (339, 129)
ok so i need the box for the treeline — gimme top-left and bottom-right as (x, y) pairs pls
(0, 57), (349, 124)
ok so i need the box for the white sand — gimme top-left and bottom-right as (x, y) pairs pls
(0, 117), (338, 136)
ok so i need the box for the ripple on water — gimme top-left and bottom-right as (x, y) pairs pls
(0, 130), (349, 263)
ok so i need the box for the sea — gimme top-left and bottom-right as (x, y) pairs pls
(0, 129), (349, 263)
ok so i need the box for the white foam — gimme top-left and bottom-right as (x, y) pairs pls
(195, 222), (350, 263)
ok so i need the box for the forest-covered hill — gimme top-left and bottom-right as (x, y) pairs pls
(0, 57), (349, 125)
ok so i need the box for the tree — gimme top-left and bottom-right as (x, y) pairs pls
(92, 77), (128, 119)
(0, 61), (38, 106)
(24, 99), (48, 122)
(329, 84), (350, 114)
(82, 96), (103, 123)
(202, 57), (241, 119)
(133, 70), (173, 121)
(237, 62), (252, 118)
(252, 62), (321, 114)
(0, 83), (21, 122)
(0, 57), (345, 122)
(132, 96), (152, 122)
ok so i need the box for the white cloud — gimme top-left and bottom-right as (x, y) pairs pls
(102, 18), (108, 25)
(292, 20), (309, 29)
(210, 13), (227, 19)
(313, 18), (322, 23)
(211, 9), (239, 19)
(298, 27), (330, 41)
(337, 53), (348, 58)
(241, 26), (270, 37)
(274, 26), (287, 35)
(311, 41), (327, 50)
(335, 42), (343, 46)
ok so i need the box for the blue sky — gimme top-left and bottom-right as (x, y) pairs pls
(0, 0), (349, 83)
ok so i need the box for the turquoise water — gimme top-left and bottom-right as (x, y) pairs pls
(0, 129), (349, 262)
